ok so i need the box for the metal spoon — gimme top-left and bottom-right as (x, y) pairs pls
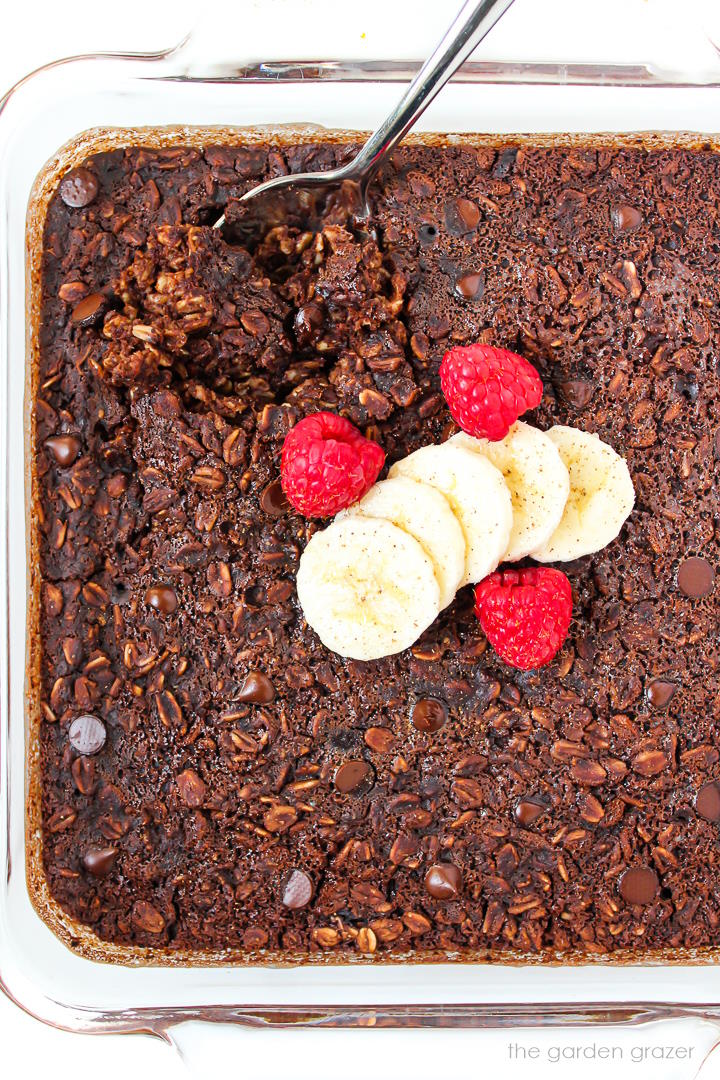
(213, 0), (516, 232)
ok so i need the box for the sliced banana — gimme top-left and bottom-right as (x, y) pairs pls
(451, 422), (570, 562)
(389, 442), (512, 586)
(296, 516), (440, 661)
(532, 425), (635, 563)
(340, 475), (465, 610)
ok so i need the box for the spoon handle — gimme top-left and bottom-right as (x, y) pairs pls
(346, 0), (517, 186)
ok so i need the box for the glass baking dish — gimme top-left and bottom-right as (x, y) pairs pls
(3, 0), (720, 1071)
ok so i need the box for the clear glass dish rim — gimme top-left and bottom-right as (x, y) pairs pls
(2, 24), (720, 1038)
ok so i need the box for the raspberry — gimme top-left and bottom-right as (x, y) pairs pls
(281, 412), (385, 518)
(440, 344), (543, 441)
(474, 567), (572, 670)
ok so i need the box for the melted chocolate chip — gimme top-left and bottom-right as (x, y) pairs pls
(411, 698), (448, 733)
(237, 670), (275, 703)
(611, 204), (643, 231)
(45, 435), (81, 467)
(424, 862), (462, 899)
(293, 301), (325, 347)
(646, 679), (676, 708)
(559, 379), (593, 408)
(59, 168), (99, 209)
(677, 556), (715, 598)
(260, 480), (290, 517)
(334, 759), (373, 794)
(695, 780), (720, 822)
(68, 714), (106, 756)
(145, 584), (178, 614)
(70, 292), (106, 326)
(515, 798), (546, 826)
(82, 846), (118, 877)
(444, 197), (480, 235)
(619, 866), (659, 905)
(282, 869), (313, 909)
(454, 271), (485, 301)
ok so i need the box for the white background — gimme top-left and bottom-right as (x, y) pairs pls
(1, 1), (719, 1077)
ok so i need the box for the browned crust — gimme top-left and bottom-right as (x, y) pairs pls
(25, 124), (720, 967)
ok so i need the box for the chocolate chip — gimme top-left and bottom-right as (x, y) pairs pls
(515, 798), (546, 826)
(70, 292), (106, 326)
(444, 197), (480, 235)
(293, 301), (325, 347)
(454, 271), (485, 301)
(45, 435), (81, 467)
(82, 846), (118, 877)
(68, 714), (106, 755)
(646, 679), (676, 708)
(619, 866), (659, 905)
(145, 584), (178, 613)
(677, 556), (715, 598)
(59, 168), (99, 209)
(260, 480), (290, 517)
(411, 697), (448, 733)
(424, 862), (463, 899)
(282, 869), (313, 909)
(334, 759), (373, 793)
(559, 379), (593, 408)
(237, 670), (275, 703)
(611, 204), (643, 231)
(695, 780), (720, 822)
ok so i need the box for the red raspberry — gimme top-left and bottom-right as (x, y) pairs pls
(440, 344), (543, 441)
(281, 412), (385, 518)
(474, 567), (572, 670)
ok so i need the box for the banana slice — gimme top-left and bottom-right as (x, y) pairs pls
(340, 475), (465, 609)
(451, 422), (570, 562)
(296, 516), (440, 661)
(532, 425), (635, 562)
(389, 442), (512, 586)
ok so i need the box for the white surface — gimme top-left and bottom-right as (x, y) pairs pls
(1, 1), (719, 1077)
(170, 1020), (720, 1079)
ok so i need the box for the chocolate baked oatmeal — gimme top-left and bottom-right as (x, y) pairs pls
(32, 138), (719, 959)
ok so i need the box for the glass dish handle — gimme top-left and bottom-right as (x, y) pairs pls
(168, 1016), (720, 1078)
